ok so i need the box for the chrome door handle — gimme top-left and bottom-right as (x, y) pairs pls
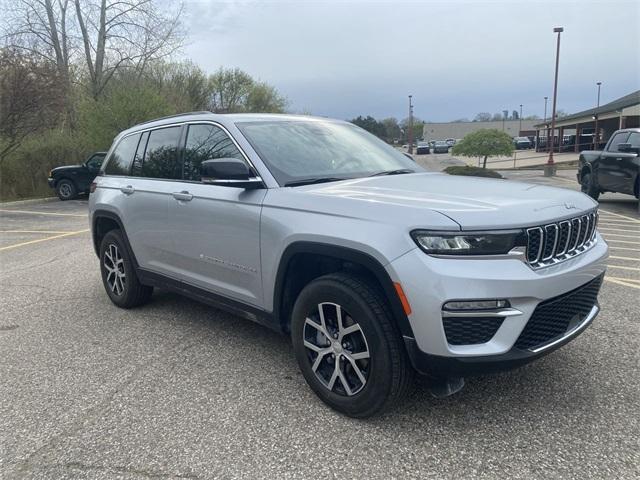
(172, 191), (193, 202)
(120, 185), (135, 195)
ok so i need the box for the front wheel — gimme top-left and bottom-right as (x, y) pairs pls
(56, 179), (77, 201)
(291, 272), (414, 418)
(580, 172), (600, 201)
(99, 230), (153, 308)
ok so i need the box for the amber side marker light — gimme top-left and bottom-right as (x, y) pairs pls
(393, 282), (412, 316)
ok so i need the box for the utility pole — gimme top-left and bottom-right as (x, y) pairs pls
(594, 81), (602, 149)
(546, 27), (563, 177)
(544, 96), (548, 151)
(519, 104), (523, 134)
(408, 95), (414, 154)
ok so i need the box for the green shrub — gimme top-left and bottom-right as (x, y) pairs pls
(443, 165), (503, 179)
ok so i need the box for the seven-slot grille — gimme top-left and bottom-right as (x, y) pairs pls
(526, 211), (598, 268)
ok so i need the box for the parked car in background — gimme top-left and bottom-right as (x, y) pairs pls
(416, 141), (431, 154)
(513, 137), (532, 150)
(433, 141), (449, 153)
(48, 152), (107, 200)
(577, 128), (640, 200)
(445, 138), (456, 147)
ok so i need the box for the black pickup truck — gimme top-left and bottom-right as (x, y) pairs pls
(48, 152), (107, 200)
(577, 128), (640, 200)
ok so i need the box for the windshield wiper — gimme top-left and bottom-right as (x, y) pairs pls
(369, 168), (415, 177)
(284, 177), (346, 187)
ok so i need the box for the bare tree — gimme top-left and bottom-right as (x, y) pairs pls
(1, 0), (184, 100)
(0, 49), (64, 163)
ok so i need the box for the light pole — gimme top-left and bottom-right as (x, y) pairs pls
(546, 27), (563, 177)
(408, 95), (414, 154)
(544, 96), (548, 151)
(594, 81), (602, 148)
(519, 104), (523, 134)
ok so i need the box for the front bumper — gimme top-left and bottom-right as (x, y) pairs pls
(387, 233), (608, 374)
(47, 178), (56, 188)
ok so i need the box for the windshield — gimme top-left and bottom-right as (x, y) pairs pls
(236, 120), (421, 185)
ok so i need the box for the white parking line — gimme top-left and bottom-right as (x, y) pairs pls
(607, 265), (640, 272)
(607, 246), (640, 252)
(605, 239), (640, 245)
(598, 227), (640, 234)
(605, 277), (640, 290)
(609, 255), (640, 261)
(599, 210), (640, 223)
(600, 232), (640, 239)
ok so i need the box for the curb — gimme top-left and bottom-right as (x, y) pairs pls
(0, 197), (59, 207)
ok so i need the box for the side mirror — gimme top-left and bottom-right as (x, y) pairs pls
(617, 143), (639, 154)
(201, 158), (263, 189)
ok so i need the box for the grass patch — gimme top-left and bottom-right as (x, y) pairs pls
(443, 165), (503, 179)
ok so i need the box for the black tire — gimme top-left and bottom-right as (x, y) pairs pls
(580, 172), (600, 201)
(291, 272), (414, 418)
(56, 179), (77, 201)
(99, 230), (153, 308)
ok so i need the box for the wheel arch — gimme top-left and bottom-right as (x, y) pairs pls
(273, 241), (415, 339)
(92, 210), (138, 268)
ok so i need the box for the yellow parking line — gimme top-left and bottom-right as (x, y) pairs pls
(607, 265), (640, 272)
(599, 210), (640, 224)
(610, 255), (640, 262)
(0, 209), (86, 218)
(0, 230), (77, 234)
(605, 277), (640, 289)
(0, 229), (89, 251)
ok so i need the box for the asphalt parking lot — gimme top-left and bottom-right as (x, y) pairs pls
(1, 173), (639, 479)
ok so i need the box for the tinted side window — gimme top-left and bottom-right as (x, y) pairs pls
(141, 126), (182, 179)
(131, 131), (149, 177)
(104, 134), (140, 175)
(184, 124), (244, 181)
(607, 132), (630, 152)
(627, 132), (640, 148)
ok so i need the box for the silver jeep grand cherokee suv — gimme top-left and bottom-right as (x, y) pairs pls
(89, 112), (608, 417)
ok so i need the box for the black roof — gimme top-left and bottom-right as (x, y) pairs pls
(535, 90), (640, 127)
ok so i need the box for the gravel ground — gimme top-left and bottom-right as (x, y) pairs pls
(1, 179), (638, 479)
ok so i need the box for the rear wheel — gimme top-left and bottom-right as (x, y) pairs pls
(56, 179), (77, 201)
(580, 172), (600, 200)
(291, 272), (414, 418)
(99, 230), (153, 308)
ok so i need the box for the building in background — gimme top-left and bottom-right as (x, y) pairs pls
(534, 90), (640, 152)
(422, 119), (537, 141)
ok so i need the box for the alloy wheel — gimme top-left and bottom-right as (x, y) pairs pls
(303, 302), (370, 396)
(103, 243), (126, 296)
(59, 183), (72, 198)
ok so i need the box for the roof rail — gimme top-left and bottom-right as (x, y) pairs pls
(132, 111), (212, 128)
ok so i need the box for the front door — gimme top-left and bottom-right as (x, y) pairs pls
(167, 123), (266, 307)
(597, 131), (630, 193)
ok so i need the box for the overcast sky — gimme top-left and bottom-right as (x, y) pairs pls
(183, 0), (640, 121)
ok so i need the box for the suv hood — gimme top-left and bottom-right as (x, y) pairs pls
(296, 173), (597, 230)
(52, 164), (83, 172)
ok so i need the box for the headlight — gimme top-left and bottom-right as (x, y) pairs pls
(411, 230), (526, 256)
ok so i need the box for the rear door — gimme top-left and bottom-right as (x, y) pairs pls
(119, 125), (184, 278)
(167, 122), (266, 307)
(597, 131), (630, 192)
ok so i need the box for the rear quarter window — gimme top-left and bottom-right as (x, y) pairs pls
(104, 134), (141, 175)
